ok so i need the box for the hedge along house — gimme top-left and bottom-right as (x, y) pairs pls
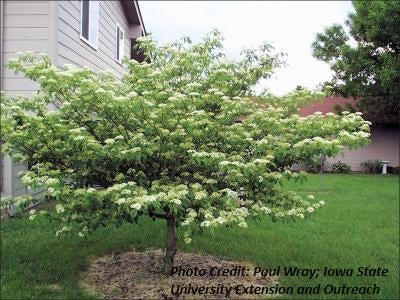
(299, 97), (399, 172)
(1, 0), (146, 200)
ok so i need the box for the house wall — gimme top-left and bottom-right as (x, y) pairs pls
(298, 97), (399, 173)
(1, 1), (4, 196)
(326, 127), (400, 172)
(1, 0), (4, 84)
(1, 0), (142, 199)
(1, 0), (55, 198)
(2, 0), (53, 95)
(56, 0), (131, 77)
(2, 0), (136, 92)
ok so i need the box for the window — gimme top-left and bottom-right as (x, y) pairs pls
(131, 38), (145, 63)
(80, 0), (99, 49)
(116, 23), (124, 63)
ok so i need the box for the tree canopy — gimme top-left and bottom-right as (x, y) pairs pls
(312, 0), (400, 124)
(1, 31), (370, 274)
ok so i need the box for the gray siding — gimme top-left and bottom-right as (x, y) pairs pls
(11, 162), (28, 197)
(56, 0), (131, 77)
(2, 0), (134, 92)
(1, 1), (53, 198)
(1, 0), (142, 199)
(2, 0), (51, 95)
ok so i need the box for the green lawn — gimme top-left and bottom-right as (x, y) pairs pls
(1, 174), (399, 299)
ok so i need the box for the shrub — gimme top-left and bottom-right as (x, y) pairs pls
(304, 157), (329, 173)
(362, 159), (382, 173)
(332, 161), (351, 173)
(387, 166), (400, 174)
(303, 158), (320, 173)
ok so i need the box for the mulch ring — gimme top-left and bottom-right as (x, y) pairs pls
(81, 249), (279, 299)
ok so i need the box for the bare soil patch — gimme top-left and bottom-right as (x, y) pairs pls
(81, 249), (278, 299)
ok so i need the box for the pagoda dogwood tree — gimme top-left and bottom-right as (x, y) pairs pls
(1, 31), (370, 275)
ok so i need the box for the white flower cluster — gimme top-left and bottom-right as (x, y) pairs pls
(252, 158), (271, 165)
(120, 147), (141, 155)
(225, 189), (238, 200)
(106, 182), (136, 192)
(285, 208), (305, 219)
(273, 199), (326, 219)
(45, 178), (60, 186)
(294, 137), (341, 148)
(116, 198), (126, 205)
(191, 151), (226, 160)
(219, 160), (244, 167)
(131, 203), (142, 210)
(21, 174), (36, 186)
(181, 208), (198, 227)
(56, 226), (71, 236)
(194, 191), (207, 200)
(56, 204), (65, 214)
(73, 136), (85, 141)
(68, 127), (86, 134)
(249, 202), (273, 215)
(186, 82), (202, 89)
(132, 195), (158, 208)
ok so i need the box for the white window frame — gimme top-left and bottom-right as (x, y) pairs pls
(115, 23), (124, 63)
(80, 0), (99, 50)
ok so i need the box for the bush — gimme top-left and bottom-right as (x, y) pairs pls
(302, 155), (331, 173)
(304, 160), (320, 173)
(332, 161), (351, 173)
(387, 166), (400, 175)
(362, 159), (382, 173)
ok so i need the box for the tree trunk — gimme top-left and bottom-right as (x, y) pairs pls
(164, 214), (177, 275)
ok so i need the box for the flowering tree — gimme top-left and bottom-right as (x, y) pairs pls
(0, 31), (370, 274)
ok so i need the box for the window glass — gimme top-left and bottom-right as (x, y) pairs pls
(81, 0), (89, 39)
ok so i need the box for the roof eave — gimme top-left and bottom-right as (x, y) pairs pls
(120, 0), (147, 36)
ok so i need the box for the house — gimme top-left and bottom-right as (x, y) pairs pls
(1, 0), (146, 199)
(298, 97), (399, 172)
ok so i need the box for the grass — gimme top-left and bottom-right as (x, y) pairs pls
(1, 174), (399, 299)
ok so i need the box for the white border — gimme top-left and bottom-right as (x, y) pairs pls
(80, 0), (99, 50)
(115, 22), (124, 64)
